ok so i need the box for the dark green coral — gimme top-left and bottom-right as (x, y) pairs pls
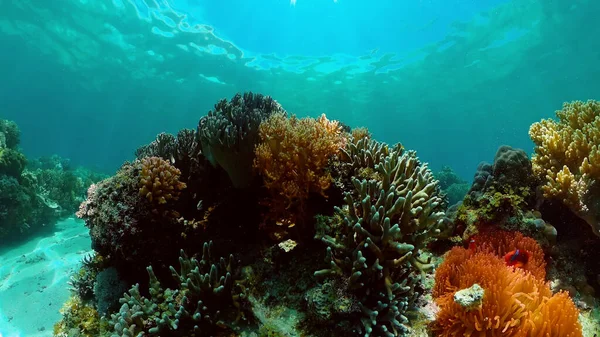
(0, 148), (27, 177)
(197, 92), (286, 188)
(109, 241), (244, 336)
(315, 149), (446, 336)
(0, 119), (20, 149)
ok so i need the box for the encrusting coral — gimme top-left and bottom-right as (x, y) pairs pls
(138, 156), (187, 205)
(431, 232), (582, 337)
(315, 145), (446, 336)
(198, 92), (286, 188)
(530, 99), (600, 236)
(253, 112), (347, 231)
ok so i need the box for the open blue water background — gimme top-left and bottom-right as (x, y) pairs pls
(1, 0), (598, 179)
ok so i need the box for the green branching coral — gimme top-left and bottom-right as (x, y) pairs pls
(315, 149), (446, 337)
(197, 92), (286, 188)
(0, 119), (20, 149)
(0, 148), (27, 177)
(339, 138), (404, 180)
(109, 241), (245, 336)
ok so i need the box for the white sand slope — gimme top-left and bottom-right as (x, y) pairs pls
(0, 218), (92, 337)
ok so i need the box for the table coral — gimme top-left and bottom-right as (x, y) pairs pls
(530, 100), (600, 236)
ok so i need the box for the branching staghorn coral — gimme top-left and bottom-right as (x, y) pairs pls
(253, 112), (347, 230)
(315, 149), (446, 336)
(109, 241), (244, 336)
(139, 156), (187, 205)
(530, 100), (600, 236)
(198, 92), (286, 188)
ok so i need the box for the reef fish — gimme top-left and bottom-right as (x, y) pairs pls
(504, 249), (529, 268)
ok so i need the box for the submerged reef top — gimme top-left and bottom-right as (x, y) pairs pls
(52, 96), (600, 337)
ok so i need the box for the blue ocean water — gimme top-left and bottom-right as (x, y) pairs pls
(2, 0), (597, 179)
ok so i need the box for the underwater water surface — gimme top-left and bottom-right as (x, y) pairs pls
(1, 0), (600, 336)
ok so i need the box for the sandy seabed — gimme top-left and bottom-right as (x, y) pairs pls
(0, 218), (92, 337)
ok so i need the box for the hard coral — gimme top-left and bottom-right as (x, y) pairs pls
(315, 148), (446, 336)
(139, 156), (187, 205)
(0, 148), (27, 177)
(198, 92), (286, 188)
(530, 100), (600, 236)
(432, 248), (582, 337)
(0, 119), (20, 149)
(254, 112), (347, 229)
(76, 162), (185, 270)
(109, 242), (244, 336)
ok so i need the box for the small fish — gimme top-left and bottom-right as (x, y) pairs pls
(504, 249), (529, 268)
(468, 238), (476, 252)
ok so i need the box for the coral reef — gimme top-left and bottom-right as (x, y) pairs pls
(0, 119), (102, 242)
(0, 119), (20, 149)
(75, 161), (186, 271)
(109, 241), (244, 336)
(93, 267), (128, 315)
(0, 147), (27, 177)
(434, 166), (469, 206)
(53, 296), (104, 337)
(432, 244), (582, 336)
(530, 99), (600, 236)
(254, 112), (347, 232)
(315, 147), (446, 336)
(54, 93), (599, 337)
(138, 156), (187, 205)
(452, 145), (553, 243)
(198, 92), (286, 188)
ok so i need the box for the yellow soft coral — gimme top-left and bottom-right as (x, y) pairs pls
(254, 113), (347, 232)
(53, 296), (103, 337)
(139, 156), (187, 205)
(530, 100), (600, 235)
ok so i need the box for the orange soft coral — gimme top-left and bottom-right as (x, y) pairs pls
(470, 230), (546, 280)
(432, 247), (582, 337)
(139, 156), (187, 205)
(254, 113), (347, 229)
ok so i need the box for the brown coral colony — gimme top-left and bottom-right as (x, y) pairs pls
(138, 156), (186, 204)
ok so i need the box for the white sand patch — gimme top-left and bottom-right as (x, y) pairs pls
(0, 218), (92, 337)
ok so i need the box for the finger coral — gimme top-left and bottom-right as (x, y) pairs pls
(139, 156), (187, 205)
(432, 247), (582, 337)
(109, 242), (244, 336)
(529, 100), (600, 236)
(315, 148), (446, 336)
(254, 112), (347, 230)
